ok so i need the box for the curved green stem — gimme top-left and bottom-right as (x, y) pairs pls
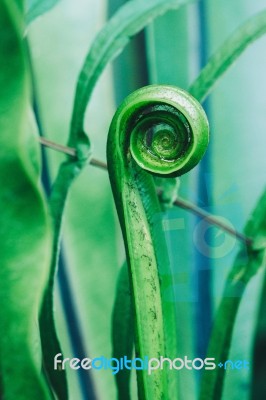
(0, 1), (52, 398)
(107, 85), (209, 399)
(199, 188), (266, 400)
(189, 9), (266, 102)
(251, 264), (266, 399)
(40, 160), (79, 400)
(112, 261), (134, 400)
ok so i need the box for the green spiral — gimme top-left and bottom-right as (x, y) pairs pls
(130, 103), (193, 172)
(109, 85), (209, 178)
(107, 85), (209, 400)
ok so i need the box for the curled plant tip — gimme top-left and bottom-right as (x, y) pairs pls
(107, 84), (209, 399)
(126, 85), (209, 176)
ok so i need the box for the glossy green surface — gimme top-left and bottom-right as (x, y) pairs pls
(107, 85), (209, 399)
(0, 1), (52, 398)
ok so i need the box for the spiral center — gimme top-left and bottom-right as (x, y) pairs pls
(130, 103), (194, 175)
(145, 123), (183, 160)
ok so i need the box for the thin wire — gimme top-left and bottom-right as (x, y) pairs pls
(39, 136), (252, 246)
(173, 197), (253, 246)
(39, 136), (76, 157)
(39, 136), (108, 170)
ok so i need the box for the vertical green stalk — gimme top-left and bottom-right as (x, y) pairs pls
(0, 1), (52, 398)
(251, 264), (266, 400)
(200, 188), (266, 400)
(107, 85), (209, 399)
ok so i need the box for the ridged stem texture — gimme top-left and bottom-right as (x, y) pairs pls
(107, 85), (209, 399)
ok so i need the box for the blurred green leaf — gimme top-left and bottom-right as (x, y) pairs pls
(0, 1), (52, 398)
(69, 0), (194, 151)
(40, 161), (79, 400)
(200, 188), (266, 400)
(251, 265), (266, 399)
(26, 0), (60, 24)
(190, 9), (266, 102)
(112, 262), (134, 400)
(188, 12), (266, 398)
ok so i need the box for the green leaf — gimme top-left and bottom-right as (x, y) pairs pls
(248, 190), (266, 400)
(251, 265), (266, 399)
(188, 11), (266, 399)
(199, 188), (266, 400)
(189, 9), (266, 102)
(112, 262), (134, 400)
(69, 0), (194, 152)
(0, 1), (52, 398)
(26, 0), (60, 24)
(40, 161), (80, 400)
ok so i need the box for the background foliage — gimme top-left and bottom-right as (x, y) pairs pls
(2, 0), (265, 399)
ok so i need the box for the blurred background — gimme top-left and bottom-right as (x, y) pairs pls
(28, 0), (266, 398)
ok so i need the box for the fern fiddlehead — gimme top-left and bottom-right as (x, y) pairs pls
(107, 85), (209, 399)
